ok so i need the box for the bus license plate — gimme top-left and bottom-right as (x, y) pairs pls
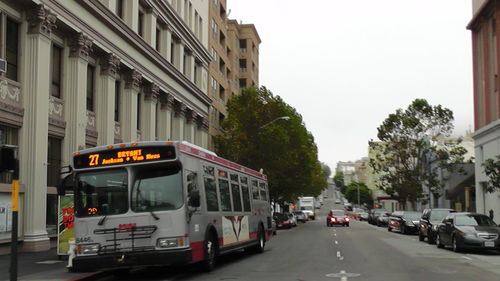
(484, 241), (495, 247)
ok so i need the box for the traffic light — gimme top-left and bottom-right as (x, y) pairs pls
(0, 145), (16, 172)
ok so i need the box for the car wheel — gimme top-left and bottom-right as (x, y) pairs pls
(401, 225), (406, 235)
(452, 236), (462, 253)
(388, 226), (392, 232)
(427, 232), (436, 244)
(436, 233), (444, 249)
(346, 224), (349, 227)
(418, 231), (425, 241)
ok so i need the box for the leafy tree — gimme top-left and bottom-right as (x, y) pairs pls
(344, 182), (373, 206)
(369, 99), (467, 208)
(214, 87), (326, 205)
(333, 172), (346, 194)
(483, 155), (500, 192)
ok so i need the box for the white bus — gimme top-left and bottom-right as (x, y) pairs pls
(58, 141), (272, 272)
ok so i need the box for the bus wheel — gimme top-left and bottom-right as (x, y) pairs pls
(202, 233), (218, 272)
(248, 225), (265, 254)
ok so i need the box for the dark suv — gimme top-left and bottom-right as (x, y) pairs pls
(419, 208), (454, 244)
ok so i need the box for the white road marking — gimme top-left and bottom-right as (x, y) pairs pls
(340, 270), (347, 281)
(337, 251), (341, 258)
(462, 256), (472, 261)
(335, 240), (338, 245)
(334, 233), (337, 237)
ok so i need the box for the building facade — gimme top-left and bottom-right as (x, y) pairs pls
(207, 0), (261, 149)
(0, 0), (211, 251)
(468, 0), (500, 223)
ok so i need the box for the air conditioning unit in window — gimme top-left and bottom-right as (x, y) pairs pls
(0, 59), (6, 73)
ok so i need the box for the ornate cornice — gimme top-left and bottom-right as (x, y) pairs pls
(124, 69), (142, 91)
(160, 93), (175, 110)
(69, 33), (93, 61)
(144, 83), (160, 102)
(185, 108), (194, 124)
(100, 53), (121, 77)
(27, 4), (57, 37)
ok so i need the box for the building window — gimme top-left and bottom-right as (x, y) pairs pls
(114, 80), (121, 122)
(170, 41), (175, 64)
(0, 124), (18, 184)
(51, 45), (62, 98)
(138, 10), (144, 37)
(47, 137), (62, 187)
(86, 65), (95, 111)
(239, 78), (246, 89)
(116, 0), (124, 19)
(156, 27), (161, 51)
(5, 18), (19, 81)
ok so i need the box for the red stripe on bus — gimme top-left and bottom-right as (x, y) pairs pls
(178, 145), (267, 180)
(190, 241), (204, 263)
(249, 232), (258, 240)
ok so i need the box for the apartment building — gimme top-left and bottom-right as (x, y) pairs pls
(0, 0), (211, 251)
(468, 0), (500, 222)
(207, 0), (261, 149)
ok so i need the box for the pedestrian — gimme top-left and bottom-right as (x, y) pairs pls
(489, 209), (494, 220)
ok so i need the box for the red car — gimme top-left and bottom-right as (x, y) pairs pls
(327, 210), (350, 227)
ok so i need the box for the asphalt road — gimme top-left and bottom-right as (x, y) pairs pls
(97, 197), (500, 281)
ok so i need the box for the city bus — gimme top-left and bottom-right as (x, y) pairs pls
(58, 141), (272, 272)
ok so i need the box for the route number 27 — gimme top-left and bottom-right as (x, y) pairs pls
(89, 154), (99, 166)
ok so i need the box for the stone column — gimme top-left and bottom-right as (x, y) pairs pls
(122, 70), (142, 142)
(96, 53), (120, 145)
(158, 93), (173, 140)
(161, 27), (172, 61)
(173, 40), (184, 71)
(143, 8), (157, 47)
(123, 0), (139, 32)
(195, 116), (204, 147)
(184, 109), (195, 143)
(141, 83), (159, 141)
(200, 118), (209, 149)
(62, 33), (92, 166)
(19, 5), (56, 252)
(171, 101), (186, 141)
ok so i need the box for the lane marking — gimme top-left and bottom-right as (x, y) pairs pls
(462, 256), (472, 261)
(337, 251), (341, 258)
(340, 270), (348, 281)
(335, 240), (338, 245)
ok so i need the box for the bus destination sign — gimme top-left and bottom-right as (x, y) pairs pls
(73, 146), (176, 169)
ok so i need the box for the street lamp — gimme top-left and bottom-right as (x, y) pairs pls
(259, 116), (290, 129)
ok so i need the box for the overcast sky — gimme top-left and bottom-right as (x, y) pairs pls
(228, 0), (474, 172)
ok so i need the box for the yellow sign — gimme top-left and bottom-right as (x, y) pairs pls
(12, 180), (19, 211)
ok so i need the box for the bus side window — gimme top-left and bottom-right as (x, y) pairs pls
(259, 182), (266, 202)
(204, 177), (219, 211)
(251, 180), (260, 200)
(187, 171), (199, 207)
(241, 177), (251, 212)
(230, 174), (242, 212)
(218, 178), (232, 211)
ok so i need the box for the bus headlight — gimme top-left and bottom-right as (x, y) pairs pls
(78, 244), (100, 255)
(157, 237), (188, 248)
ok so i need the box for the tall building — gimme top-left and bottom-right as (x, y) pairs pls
(207, 0), (261, 150)
(0, 0), (211, 251)
(468, 0), (500, 222)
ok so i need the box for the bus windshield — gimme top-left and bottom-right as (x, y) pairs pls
(75, 169), (128, 217)
(131, 166), (183, 212)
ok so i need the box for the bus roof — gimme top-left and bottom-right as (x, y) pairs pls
(72, 141), (267, 180)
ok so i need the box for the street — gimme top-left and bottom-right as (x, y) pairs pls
(94, 197), (500, 281)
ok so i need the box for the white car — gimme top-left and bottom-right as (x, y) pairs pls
(334, 199), (341, 204)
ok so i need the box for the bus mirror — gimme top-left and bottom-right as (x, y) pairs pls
(188, 190), (200, 208)
(58, 174), (74, 196)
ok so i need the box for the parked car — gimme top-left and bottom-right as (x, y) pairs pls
(368, 209), (389, 225)
(326, 209), (350, 227)
(388, 211), (422, 234)
(293, 211), (308, 223)
(436, 213), (500, 252)
(419, 208), (455, 244)
(359, 212), (369, 221)
(376, 212), (391, 227)
(288, 213), (298, 227)
(274, 213), (292, 229)
(335, 199), (341, 204)
(352, 208), (368, 221)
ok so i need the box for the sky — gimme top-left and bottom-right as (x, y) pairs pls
(228, 0), (474, 173)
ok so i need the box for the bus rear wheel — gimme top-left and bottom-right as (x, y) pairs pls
(247, 225), (265, 254)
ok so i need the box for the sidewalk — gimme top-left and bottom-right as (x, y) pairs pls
(0, 246), (105, 281)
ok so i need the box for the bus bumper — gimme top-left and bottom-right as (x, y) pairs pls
(72, 248), (192, 272)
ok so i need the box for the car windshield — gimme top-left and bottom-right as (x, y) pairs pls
(75, 169), (128, 217)
(402, 212), (421, 220)
(374, 209), (388, 214)
(131, 165), (183, 212)
(332, 211), (345, 216)
(430, 210), (451, 221)
(301, 206), (313, 211)
(455, 215), (497, 226)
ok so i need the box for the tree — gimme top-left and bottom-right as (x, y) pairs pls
(333, 172), (346, 194)
(344, 182), (373, 206)
(483, 155), (500, 193)
(369, 99), (467, 208)
(214, 87), (327, 205)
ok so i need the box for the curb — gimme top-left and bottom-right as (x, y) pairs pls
(65, 271), (110, 281)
